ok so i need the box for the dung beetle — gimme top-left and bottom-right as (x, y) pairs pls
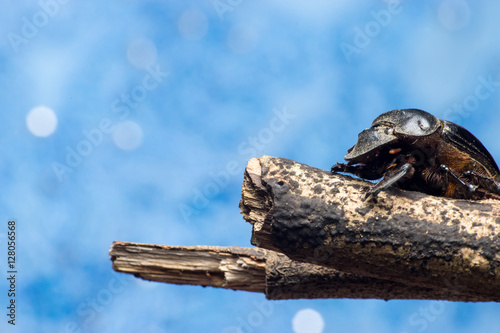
(331, 109), (500, 200)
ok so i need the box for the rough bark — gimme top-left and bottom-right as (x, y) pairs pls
(239, 155), (500, 302)
(110, 242), (478, 300)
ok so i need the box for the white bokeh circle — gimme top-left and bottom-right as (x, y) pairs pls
(178, 9), (209, 41)
(438, 0), (471, 30)
(292, 308), (325, 333)
(127, 38), (158, 69)
(113, 121), (143, 150)
(26, 106), (58, 137)
(227, 25), (258, 54)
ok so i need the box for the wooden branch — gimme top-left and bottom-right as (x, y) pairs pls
(110, 242), (266, 293)
(240, 155), (500, 302)
(110, 241), (476, 300)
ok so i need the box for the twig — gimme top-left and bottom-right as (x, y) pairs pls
(110, 241), (494, 301)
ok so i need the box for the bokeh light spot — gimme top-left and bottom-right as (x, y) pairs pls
(227, 25), (258, 54)
(113, 121), (143, 150)
(438, 0), (471, 30)
(292, 308), (324, 333)
(178, 9), (209, 41)
(127, 38), (158, 69)
(26, 106), (58, 137)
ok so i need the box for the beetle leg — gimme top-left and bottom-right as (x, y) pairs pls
(440, 165), (478, 197)
(331, 162), (373, 179)
(331, 162), (351, 174)
(332, 162), (387, 180)
(462, 171), (500, 195)
(365, 163), (413, 201)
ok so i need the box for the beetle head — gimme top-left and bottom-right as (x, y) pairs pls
(344, 125), (397, 162)
(345, 109), (441, 162)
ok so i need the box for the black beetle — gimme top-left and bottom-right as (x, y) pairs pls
(331, 109), (500, 200)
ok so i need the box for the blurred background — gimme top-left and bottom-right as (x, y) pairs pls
(1, 0), (500, 332)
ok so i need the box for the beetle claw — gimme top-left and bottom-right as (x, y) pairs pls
(364, 191), (377, 202)
(331, 162), (347, 173)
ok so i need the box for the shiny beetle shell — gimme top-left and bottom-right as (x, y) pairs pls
(332, 109), (500, 200)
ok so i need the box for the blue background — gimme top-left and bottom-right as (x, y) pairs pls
(1, 0), (500, 332)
